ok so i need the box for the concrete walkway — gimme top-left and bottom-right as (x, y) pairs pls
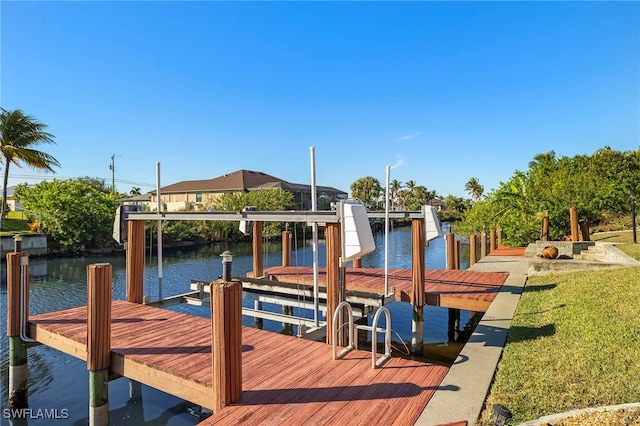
(416, 253), (529, 426)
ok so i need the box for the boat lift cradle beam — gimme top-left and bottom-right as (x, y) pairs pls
(125, 209), (430, 224)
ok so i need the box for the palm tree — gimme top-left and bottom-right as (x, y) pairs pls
(465, 177), (484, 201)
(1, 109), (60, 229)
(389, 179), (402, 210)
(350, 176), (382, 209)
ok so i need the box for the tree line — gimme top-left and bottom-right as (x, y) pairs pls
(455, 147), (640, 246)
(4, 108), (636, 251)
(349, 175), (472, 222)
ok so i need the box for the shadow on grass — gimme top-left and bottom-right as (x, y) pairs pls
(517, 304), (566, 316)
(507, 323), (556, 343)
(523, 283), (557, 292)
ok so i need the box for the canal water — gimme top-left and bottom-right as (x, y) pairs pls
(0, 224), (472, 425)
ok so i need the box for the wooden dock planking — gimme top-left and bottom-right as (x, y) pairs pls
(265, 266), (508, 312)
(488, 245), (527, 256)
(28, 300), (449, 424)
(29, 301), (215, 407)
(203, 348), (448, 425)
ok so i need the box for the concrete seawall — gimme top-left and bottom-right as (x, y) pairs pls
(0, 234), (48, 256)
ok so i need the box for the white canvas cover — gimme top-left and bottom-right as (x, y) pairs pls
(423, 205), (443, 242)
(342, 200), (376, 261)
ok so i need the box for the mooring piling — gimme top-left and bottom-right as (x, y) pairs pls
(469, 234), (478, 267)
(126, 220), (144, 304)
(7, 250), (30, 409)
(282, 230), (292, 267)
(481, 231), (487, 258)
(87, 263), (112, 426)
(570, 204), (580, 241)
(411, 217), (426, 355)
(210, 278), (243, 412)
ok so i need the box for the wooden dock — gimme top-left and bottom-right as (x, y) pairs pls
(264, 267), (509, 312)
(10, 218), (519, 424)
(27, 300), (449, 424)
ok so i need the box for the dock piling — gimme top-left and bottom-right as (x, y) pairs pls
(490, 228), (497, 253)
(126, 220), (145, 303)
(211, 278), (243, 412)
(480, 231), (487, 258)
(570, 204), (580, 241)
(325, 222), (343, 346)
(7, 251), (29, 409)
(411, 218), (425, 355)
(445, 231), (456, 270)
(252, 221), (264, 278)
(542, 210), (550, 241)
(282, 230), (292, 267)
(469, 234), (477, 267)
(87, 263), (113, 426)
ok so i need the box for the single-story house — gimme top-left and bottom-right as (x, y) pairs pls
(149, 169), (347, 212)
(1, 186), (21, 212)
(116, 193), (153, 211)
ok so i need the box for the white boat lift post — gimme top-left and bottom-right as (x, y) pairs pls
(384, 165), (390, 297)
(156, 162), (163, 302)
(310, 147), (320, 328)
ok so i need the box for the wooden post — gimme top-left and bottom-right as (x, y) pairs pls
(7, 252), (29, 409)
(490, 228), (497, 253)
(325, 222), (342, 346)
(87, 263), (112, 426)
(542, 210), (550, 241)
(445, 236), (460, 340)
(281, 230), (291, 267)
(469, 234), (477, 267)
(210, 279), (242, 412)
(480, 231), (487, 258)
(445, 231), (456, 270)
(352, 257), (362, 268)
(579, 220), (590, 241)
(497, 226), (502, 247)
(411, 218), (425, 355)
(570, 204), (579, 242)
(252, 221), (263, 278)
(126, 220), (145, 303)
(455, 240), (461, 270)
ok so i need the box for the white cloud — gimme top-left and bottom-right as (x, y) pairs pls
(390, 154), (405, 170)
(397, 132), (422, 141)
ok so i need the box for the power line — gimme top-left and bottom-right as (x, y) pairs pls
(7, 174), (156, 188)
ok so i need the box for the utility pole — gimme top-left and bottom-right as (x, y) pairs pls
(109, 155), (115, 192)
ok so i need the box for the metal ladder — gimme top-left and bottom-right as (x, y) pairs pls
(331, 301), (392, 369)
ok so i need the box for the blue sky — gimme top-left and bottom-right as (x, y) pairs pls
(2, 1), (638, 198)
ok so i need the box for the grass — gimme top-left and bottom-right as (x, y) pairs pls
(479, 233), (640, 424)
(0, 212), (32, 234)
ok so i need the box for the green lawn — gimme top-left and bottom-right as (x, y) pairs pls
(0, 217), (30, 234)
(479, 234), (640, 425)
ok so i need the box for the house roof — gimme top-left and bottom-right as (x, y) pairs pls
(155, 169), (346, 195)
(117, 193), (152, 203)
(250, 181), (347, 196)
(156, 170), (286, 194)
